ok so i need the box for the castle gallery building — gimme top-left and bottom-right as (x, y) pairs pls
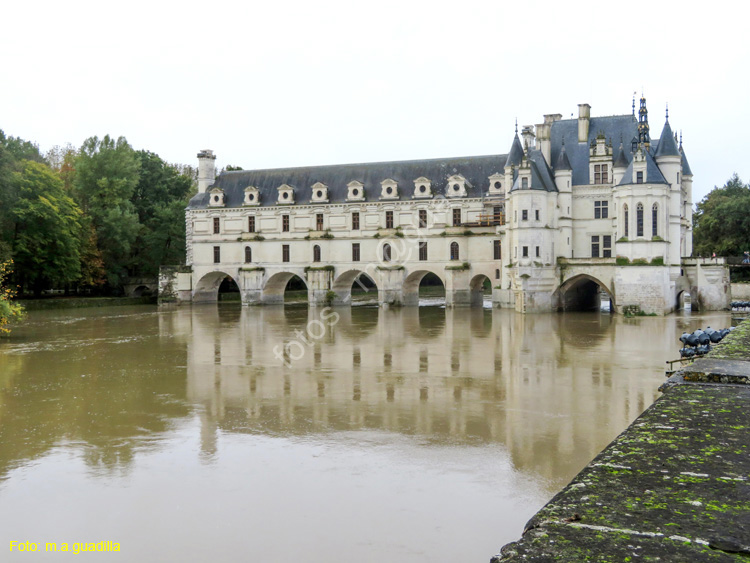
(171, 97), (729, 314)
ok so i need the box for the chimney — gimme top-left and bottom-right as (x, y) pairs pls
(197, 150), (216, 194)
(521, 125), (535, 150)
(578, 104), (591, 143)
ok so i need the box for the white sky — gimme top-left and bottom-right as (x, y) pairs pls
(2, 0), (749, 204)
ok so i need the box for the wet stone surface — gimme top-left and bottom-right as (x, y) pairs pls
(493, 321), (750, 562)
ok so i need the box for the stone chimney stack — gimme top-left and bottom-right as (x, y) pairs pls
(197, 150), (216, 194)
(521, 125), (535, 150)
(578, 104), (591, 143)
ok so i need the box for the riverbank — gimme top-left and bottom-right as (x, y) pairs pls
(492, 319), (750, 562)
(16, 296), (156, 311)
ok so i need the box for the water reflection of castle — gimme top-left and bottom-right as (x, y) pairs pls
(164, 305), (671, 486)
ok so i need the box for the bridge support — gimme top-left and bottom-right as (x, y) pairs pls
(306, 269), (334, 306)
(239, 269), (264, 305)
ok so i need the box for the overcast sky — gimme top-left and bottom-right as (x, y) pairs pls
(2, 0), (748, 204)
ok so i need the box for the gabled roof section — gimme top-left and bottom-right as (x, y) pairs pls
(618, 150), (668, 186)
(510, 150), (558, 192)
(187, 154), (508, 209)
(613, 143), (630, 168)
(505, 133), (524, 168)
(654, 119), (680, 158)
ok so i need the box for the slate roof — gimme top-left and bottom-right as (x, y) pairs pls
(510, 149), (557, 192)
(555, 143), (572, 171)
(188, 154), (509, 209)
(681, 147), (693, 176)
(618, 150), (668, 186)
(613, 143), (630, 169)
(505, 133), (524, 168)
(654, 119), (680, 157)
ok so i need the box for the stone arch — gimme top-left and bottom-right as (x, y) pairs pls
(469, 273), (492, 307)
(194, 270), (241, 303)
(553, 274), (615, 312)
(132, 285), (151, 297)
(331, 269), (379, 306)
(262, 271), (308, 304)
(403, 269), (446, 306)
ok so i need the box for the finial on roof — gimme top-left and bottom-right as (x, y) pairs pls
(515, 118), (518, 134)
(632, 92), (636, 116)
(679, 130), (683, 149)
(666, 103), (669, 121)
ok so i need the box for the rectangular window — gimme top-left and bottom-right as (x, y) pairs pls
(213, 246), (220, 263)
(282, 244), (290, 263)
(248, 216), (255, 233)
(282, 215), (290, 232)
(385, 211), (394, 229)
(522, 246), (528, 257)
(521, 177), (528, 189)
(316, 213), (324, 231)
(493, 240), (501, 260)
(594, 201), (609, 219)
(352, 243), (360, 262)
(213, 218), (220, 234)
(352, 212), (360, 230)
(419, 209), (427, 229)
(591, 236), (600, 258)
(514, 210), (517, 223)
(419, 241), (428, 261)
(535, 209), (540, 221)
(493, 206), (502, 224)
(636, 171), (644, 184)
(603, 235), (612, 258)
(522, 210), (528, 221)
(594, 164), (609, 184)
(535, 246), (540, 258)
(452, 209), (461, 227)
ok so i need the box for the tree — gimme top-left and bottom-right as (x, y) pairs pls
(693, 174), (750, 257)
(74, 136), (141, 287)
(11, 161), (83, 295)
(0, 261), (24, 334)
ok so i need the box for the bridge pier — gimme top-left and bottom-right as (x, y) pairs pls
(306, 269), (334, 306)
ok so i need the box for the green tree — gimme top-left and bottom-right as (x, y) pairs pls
(693, 174), (750, 257)
(0, 261), (25, 334)
(74, 135), (141, 288)
(11, 161), (83, 295)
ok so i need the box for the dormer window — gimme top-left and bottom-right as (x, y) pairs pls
(277, 184), (295, 204)
(413, 176), (432, 198)
(380, 179), (398, 200)
(521, 177), (528, 189)
(488, 173), (504, 195)
(636, 171), (643, 184)
(311, 181), (329, 203)
(446, 174), (468, 197)
(347, 180), (365, 201)
(594, 164), (609, 184)
(243, 186), (260, 206)
(208, 187), (225, 207)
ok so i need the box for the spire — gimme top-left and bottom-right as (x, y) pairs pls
(654, 116), (680, 158)
(666, 103), (669, 121)
(638, 95), (650, 148)
(555, 140), (572, 171)
(632, 92), (636, 117)
(505, 125), (524, 168)
(679, 130), (683, 149)
(680, 142), (693, 176)
(515, 118), (518, 134)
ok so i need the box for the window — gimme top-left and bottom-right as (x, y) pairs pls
(282, 215), (290, 232)
(383, 243), (391, 262)
(316, 213), (324, 231)
(213, 218), (220, 234)
(493, 240), (501, 260)
(603, 235), (612, 258)
(514, 210), (517, 223)
(636, 171), (643, 184)
(535, 246), (540, 258)
(313, 245), (321, 262)
(623, 204), (629, 238)
(385, 211), (394, 229)
(652, 204), (658, 237)
(522, 246), (528, 258)
(522, 177), (528, 189)
(248, 216), (255, 233)
(450, 242), (459, 261)
(637, 203), (644, 237)
(594, 164), (609, 184)
(213, 246), (220, 263)
(352, 243), (360, 262)
(245, 247), (252, 263)
(419, 209), (427, 229)
(591, 236), (600, 258)
(494, 206), (502, 223)
(452, 209), (461, 227)
(352, 212), (360, 230)
(495, 268), (500, 280)
(282, 244), (290, 263)
(535, 209), (540, 221)
(594, 200), (609, 219)
(419, 241), (428, 261)
(522, 210), (528, 221)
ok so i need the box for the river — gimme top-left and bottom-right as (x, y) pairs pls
(0, 304), (733, 562)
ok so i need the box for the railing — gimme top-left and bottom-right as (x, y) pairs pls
(463, 212), (504, 227)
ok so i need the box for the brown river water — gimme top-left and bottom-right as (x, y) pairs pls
(0, 304), (733, 562)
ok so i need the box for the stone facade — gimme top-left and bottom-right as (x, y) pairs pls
(176, 97), (728, 314)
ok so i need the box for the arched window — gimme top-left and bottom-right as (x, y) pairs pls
(313, 244), (321, 262)
(623, 204), (629, 238)
(450, 242), (459, 261)
(495, 268), (500, 280)
(652, 203), (658, 237)
(636, 203), (644, 237)
(383, 243), (391, 262)
(245, 246), (252, 263)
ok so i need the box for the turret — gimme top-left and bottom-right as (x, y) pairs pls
(197, 150), (217, 194)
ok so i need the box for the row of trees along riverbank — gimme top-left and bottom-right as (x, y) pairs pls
(0, 130), (197, 297)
